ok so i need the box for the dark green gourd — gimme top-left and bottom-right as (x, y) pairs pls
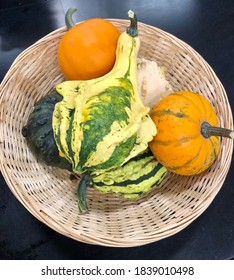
(22, 91), (72, 171)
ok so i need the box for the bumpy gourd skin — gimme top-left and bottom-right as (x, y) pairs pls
(22, 91), (72, 171)
(92, 149), (167, 198)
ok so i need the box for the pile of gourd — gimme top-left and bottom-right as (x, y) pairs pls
(22, 8), (233, 213)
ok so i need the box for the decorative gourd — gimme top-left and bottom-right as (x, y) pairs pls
(92, 149), (166, 199)
(22, 91), (72, 171)
(57, 8), (120, 80)
(149, 91), (234, 176)
(78, 149), (167, 213)
(137, 58), (172, 109)
(53, 10), (156, 175)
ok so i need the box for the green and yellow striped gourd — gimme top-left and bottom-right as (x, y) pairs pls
(92, 149), (166, 199)
(53, 11), (156, 175)
(77, 149), (167, 212)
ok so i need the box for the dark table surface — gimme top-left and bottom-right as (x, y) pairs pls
(1, 0), (234, 260)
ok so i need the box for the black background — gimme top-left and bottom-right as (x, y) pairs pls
(0, 0), (234, 260)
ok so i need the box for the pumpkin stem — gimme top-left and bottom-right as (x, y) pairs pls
(201, 121), (234, 139)
(65, 7), (77, 30)
(126, 10), (138, 37)
(77, 172), (94, 214)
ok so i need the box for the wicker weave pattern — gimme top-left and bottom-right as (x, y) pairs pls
(0, 20), (233, 247)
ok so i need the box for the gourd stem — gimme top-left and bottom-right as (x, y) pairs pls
(77, 172), (94, 214)
(201, 121), (234, 139)
(65, 7), (77, 30)
(126, 10), (138, 37)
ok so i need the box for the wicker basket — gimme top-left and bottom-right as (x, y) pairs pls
(0, 20), (233, 247)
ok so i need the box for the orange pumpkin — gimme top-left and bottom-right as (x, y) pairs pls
(149, 91), (233, 176)
(57, 8), (120, 80)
